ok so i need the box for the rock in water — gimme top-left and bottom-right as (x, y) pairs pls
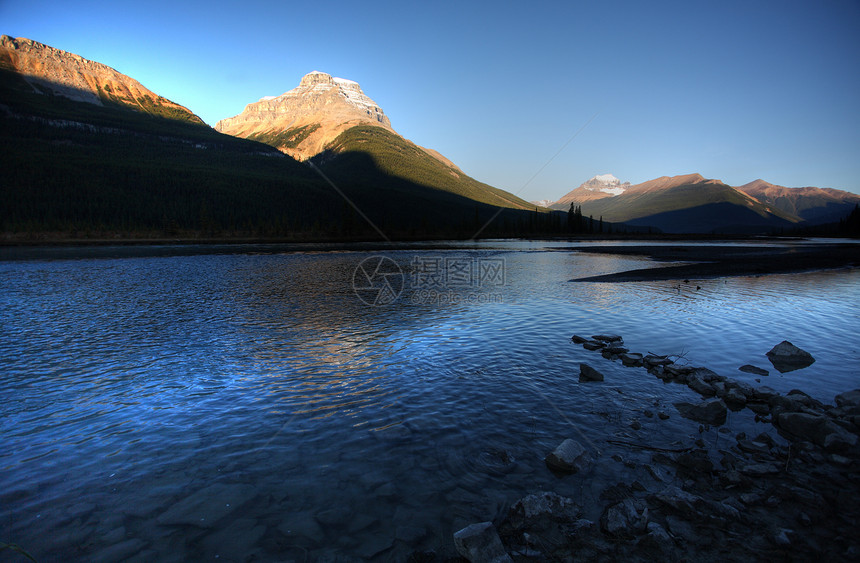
(835, 389), (860, 409)
(776, 412), (858, 452)
(739, 364), (769, 376)
(156, 483), (255, 528)
(509, 491), (581, 527)
(766, 341), (815, 373)
(579, 363), (604, 382)
(674, 398), (728, 425)
(453, 522), (512, 563)
(600, 498), (649, 538)
(621, 353), (644, 367)
(545, 439), (593, 473)
(592, 334), (623, 342)
(687, 374), (716, 397)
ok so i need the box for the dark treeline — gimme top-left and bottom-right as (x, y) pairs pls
(0, 70), (575, 242)
(1, 112), (570, 241)
(772, 204), (860, 239)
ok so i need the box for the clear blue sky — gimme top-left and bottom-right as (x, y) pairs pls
(3, 0), (859, 199)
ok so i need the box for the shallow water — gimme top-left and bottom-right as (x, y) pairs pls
(1, 240), (858, 561)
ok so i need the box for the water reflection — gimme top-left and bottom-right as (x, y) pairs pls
(0, 245), (858, 561)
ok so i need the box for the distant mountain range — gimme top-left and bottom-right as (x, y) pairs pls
(1, 34), (856, 239)
(543, 173), (859, 234)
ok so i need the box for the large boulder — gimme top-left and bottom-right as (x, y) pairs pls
(674, 398), (728, 425)
(579, 363), (604, 382)
(687, 374), (716, 397)
(545, 438), (593, 473)
(766, 341), (815, 373)
(776, 412), (858, 452)
(453, 522), (512, 563)
(621, 353), (644, 367)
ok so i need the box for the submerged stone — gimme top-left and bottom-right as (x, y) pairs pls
(156, 483), (255, 528)
(739, 364), (769, 376)
(453, 522), (512, 563)
(600, 498), (649, 538)
(579, 363), (604, 382)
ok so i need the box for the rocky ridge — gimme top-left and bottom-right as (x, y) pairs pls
(0, 35), (203, 123)
(215, 71), (392, 161)
(215, 71), (465, 172)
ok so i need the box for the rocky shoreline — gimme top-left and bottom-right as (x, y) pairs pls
(449, 333), (860, 562)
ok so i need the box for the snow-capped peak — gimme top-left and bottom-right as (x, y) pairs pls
(582, 173), (629, 196)
(590, 173), (620, 185)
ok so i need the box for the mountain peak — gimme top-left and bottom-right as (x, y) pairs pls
(590, 173), (621, 185)
(215, 70), (391, 160)
(300, 70), (335, 86)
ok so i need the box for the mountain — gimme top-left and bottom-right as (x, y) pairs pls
(530, 199), (555, 208)
(215, 71), (391, 161)
(0, 35), (204, 124)
(0, 37), (351, 240)
(547, 172), (858, 233)
(217, 71), (536, 212)
(738, 179), (860, 225)
(1, 38), (556, 240)
(552, 173), (798, 233)
(552, 174), (632, 209)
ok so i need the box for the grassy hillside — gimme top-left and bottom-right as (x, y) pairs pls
(247, 124), (321, 150)
(625, 202), (795, 234)
(319, 125), (536, 211)
(573, 181), (799, 232)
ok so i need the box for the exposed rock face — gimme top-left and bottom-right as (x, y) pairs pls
(0, 35), (203, 123)
(216, 70), (394, 161)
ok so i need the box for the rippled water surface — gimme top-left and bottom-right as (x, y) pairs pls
(1, 240), (858, 561)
